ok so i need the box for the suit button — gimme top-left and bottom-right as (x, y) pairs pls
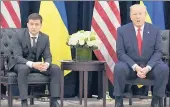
(1, 51), (4, 55)
(4, 44), (8, 47)
(8, 36), (12, 39)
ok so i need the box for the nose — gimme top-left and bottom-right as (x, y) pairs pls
(136, 14), (140, 19)
(32, 25), (36, 29)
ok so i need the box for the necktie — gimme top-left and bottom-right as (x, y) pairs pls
(137, 28), (143, 88)
(31, 37), (36, 47)
(137, 28), (142, 56)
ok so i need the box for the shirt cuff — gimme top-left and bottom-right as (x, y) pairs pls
(146, 65), (152, 71)
(26, 61), (33, 68)
(132, 64), (137, 71)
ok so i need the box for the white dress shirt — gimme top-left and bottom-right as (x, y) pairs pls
(132, 24), (152, 71)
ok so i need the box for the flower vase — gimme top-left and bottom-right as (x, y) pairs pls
(76, 47), (92, 61)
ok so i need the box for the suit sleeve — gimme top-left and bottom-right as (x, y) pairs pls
(43, 36), (52, 64)
(147, 29), (162, 68)
(116, 27), (136, 67)
(13, 32), (29, 64)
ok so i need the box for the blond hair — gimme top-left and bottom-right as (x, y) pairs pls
(130, 4), (147, 14)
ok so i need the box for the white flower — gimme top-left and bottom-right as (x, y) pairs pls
(67, 30), (101, 49)
(68, 35), (78, 45)
(79, 39), (85, 45)
(87, 39), (102, 48)
(83, 31), (91, 38)
(87, 40), (95, 47)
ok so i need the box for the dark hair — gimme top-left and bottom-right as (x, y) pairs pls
(27, 13), (43, 23)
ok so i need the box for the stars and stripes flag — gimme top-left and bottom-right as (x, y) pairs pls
(91, 1), (121, 84)
(0, 1), (21, 28)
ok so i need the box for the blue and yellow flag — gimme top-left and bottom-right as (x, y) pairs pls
(39, 1), (72, 76)
(140, 1), (165, 29)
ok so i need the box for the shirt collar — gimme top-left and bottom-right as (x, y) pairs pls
(134, 24), (145, 32)
(29, 32), (39, 39)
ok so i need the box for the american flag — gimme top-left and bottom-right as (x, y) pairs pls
(0, 1), (21, 28)
(91, 1), (121, 84)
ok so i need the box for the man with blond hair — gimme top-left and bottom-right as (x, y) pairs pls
(114, 4), (169, 107)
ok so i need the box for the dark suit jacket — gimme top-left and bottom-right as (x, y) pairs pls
(13, 28), (52, 65)
(116, 22), (162, 68)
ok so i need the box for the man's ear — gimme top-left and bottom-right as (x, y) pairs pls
(144, 9), (147, 16)
(27, 23), (28, 28)
(40, 24), (42, 29)
(130, 14), (132, 21)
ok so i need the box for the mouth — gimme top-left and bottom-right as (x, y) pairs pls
(137, 20), (140, 23)
(31, 30), (36, 32)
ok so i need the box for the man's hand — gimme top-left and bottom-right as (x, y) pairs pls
(141, 67), (150, 76)
(137, 71), (146, 79)
(40, 62), (49, 71)
(32, 62), (44, 71)
(32, 62), (49, 72)
(135, 65), (142, 73)
(135, 65), (146, 78)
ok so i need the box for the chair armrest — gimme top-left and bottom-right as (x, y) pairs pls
(2, 54), (9, 75)
(0, 56), (4, 76)
(4, 57), (8, 72)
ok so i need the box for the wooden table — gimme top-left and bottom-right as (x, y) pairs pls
(60, 60), (106, 107)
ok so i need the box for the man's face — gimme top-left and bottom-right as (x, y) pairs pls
(27, 19), (42, 36)
(130, 6), (146, 28)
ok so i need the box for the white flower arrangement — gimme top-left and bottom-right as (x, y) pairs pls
(67, 30), (101, 49)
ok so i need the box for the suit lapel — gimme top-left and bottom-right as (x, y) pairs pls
(25, 30), (31, 51)
(130, 23), (139, 54)
(36, 33), (43, 60)
(142, 23), (150, 56)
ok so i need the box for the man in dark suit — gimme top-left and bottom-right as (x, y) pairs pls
(13, 13), (61, 107)
(114, 4), (169, 107)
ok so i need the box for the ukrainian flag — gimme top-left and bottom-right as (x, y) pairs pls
(140, 1), (165, 29)
(39, 1), (72, 76)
